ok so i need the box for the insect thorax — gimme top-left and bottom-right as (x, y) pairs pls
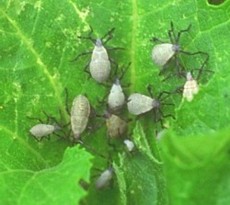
(172, 44), (180, 52)
(152, 99), (160, 109)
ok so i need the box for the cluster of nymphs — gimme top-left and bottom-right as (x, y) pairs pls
(151, 22), (210, 102)
(29, 22), (210, 189)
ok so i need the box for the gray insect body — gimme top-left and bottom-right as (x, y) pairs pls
(71, 95), (90, 139)
(152, 43), (179, 66)
(124, 139), (135, 152)
(106, 114), (127, 138)
(29, 124), (59, 140)
(95, 167), (113, 189)
(127, 93), (158, 115)
(108, 79), (125, 111)
(90, 39), (111, 83)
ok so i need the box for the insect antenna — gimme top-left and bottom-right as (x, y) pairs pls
(175, 23), (191, 44)
(78, 25), (96, 44)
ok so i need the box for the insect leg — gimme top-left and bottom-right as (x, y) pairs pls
(77, 26), (96, 44)
(71, 51), (92, 62)
(102, 28), (115, 45)
(150, 37), (166, 44)
(147, 84), (154, 98)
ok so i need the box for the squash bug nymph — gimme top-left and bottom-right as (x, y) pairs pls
(124, 139), (135, 152)
(107, 78), (126, 111)
(105, 111), (128, 138)
(183, 72), (199, 102)
(72, 26), (120, 83)
(28, 111), (63, 141)
(95, 167), (113, 189)
(107, 63), (130, 112)
(151, 22), (209, 72)
(29, 124), (60, 141)
(127, 85), (175, 127)
(70, 95), (91, 140)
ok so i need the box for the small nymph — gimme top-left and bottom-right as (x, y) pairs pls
(183, 72), (199, 102)
(95, 167), (113, 189)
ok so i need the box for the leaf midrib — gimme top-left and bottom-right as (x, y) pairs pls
(130, 0), (138, 90)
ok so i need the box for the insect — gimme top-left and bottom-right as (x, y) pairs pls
(183, 72), (199, 102)
(107, 63), (130, 111)
(28, 111), (62, 141)
(127, 93), (157, 115)
(151, 22), (209, 73)
(178, 57), (212, 102)
(105, 112), (128, 138)
(107, 78), (126, 111)
(70, 95), (91, 140)
(72, 26), (118, 83)
(124, 139), (135, 152)
(29, 124), (60, 141)
(95, 167), (113, 189)
(127, 85), (174, 126)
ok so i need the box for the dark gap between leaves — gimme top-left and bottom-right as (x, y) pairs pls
(208, 0), (225, 5)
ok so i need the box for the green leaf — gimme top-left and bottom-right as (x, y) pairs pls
(115, 122), (167, 205)
(168, 2), (230, 136)
(0, 146), (93, 205)
(0, 0), (230, 204)
(153, 2), (230, 203)
(159, 127), (230, 205)
(82, 122), (167, 205)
